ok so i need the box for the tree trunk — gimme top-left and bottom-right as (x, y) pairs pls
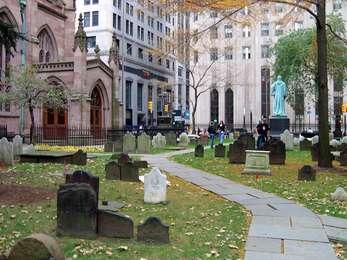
(316, 0), (332, 168)
(192, 89), (198, 134)
(29, 105), (35, 144)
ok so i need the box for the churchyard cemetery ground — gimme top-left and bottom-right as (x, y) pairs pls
(173, 149), (347, 219)
(0, 156), (249, 259)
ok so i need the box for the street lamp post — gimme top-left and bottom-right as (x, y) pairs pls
(19, 0), (26, 136)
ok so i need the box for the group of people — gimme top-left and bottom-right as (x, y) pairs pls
(255, 118), (270, 149)
(206, 120), (226, 148)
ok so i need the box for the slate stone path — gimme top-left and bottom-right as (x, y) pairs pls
(141, 150), (340, 260)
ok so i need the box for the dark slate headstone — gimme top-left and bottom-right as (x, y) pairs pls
(133, 160), (148, 168)
(263, 139), (286, 165)
(118, 153), (131, 165)
(165, 132), (177, 146)
(340, 148), (347, 166)
(121, 162), (139, 182)
(105, 161), (121, 180)
(215, 144), (226, 157)
(238, 133), (255, 150)
(104, 139), (123, 153)
(137, 217), (169, 243)
(65, 170), (100, 202)
(311, 143), (319, 161)
(194, 144), (204, 157)
(57, 183), (97, 237)
(300, 138), (312, 151)
(229, 140), (246, 164)
(298, 165), (316, 181)
(70, 149), (87, 165)
(97, 210), (133, 238)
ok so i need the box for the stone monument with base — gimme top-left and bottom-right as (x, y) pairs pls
(269, 76), (289, 137)
(243, 150), (271, 176)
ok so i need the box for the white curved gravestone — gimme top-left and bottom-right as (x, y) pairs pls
(280, 130), (293, 150)
(331, 187), (347, 202)
(144, 168), (167, 204)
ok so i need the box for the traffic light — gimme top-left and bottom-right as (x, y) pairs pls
(148, 101), (153, 112)
(164, 104), (169, 113)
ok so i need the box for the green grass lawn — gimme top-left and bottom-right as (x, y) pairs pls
(0, 156), (248, 259)
(172, 149), (347, 219)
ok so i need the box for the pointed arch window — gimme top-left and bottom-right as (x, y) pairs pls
(38, 28), (56, 63)
(210, 88), (219, 122)
(225, 88), (234, 128)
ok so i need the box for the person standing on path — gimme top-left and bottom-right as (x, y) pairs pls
(208, 121), (217, 148)
(218, 121), (226, 144)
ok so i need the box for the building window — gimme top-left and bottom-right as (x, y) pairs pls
(117, 15), (121, 30)
(193, 13), (198, 21)
(84, 0), (90, 5)
(126, 2), (133, 16)
(333, 0), (342, 10)
(210, 11), (218, 18)
(127, 43), (132, 55)
(113, 13), (117, 28)
(137, 83), (143, 111)
(38, 28), (56, 63)
(210, 88), (219, 122)
(261, 45), (270, 58)
(147, 31), (154, 45)
(148, 85), (153, 101)
(210, 26), (218, 39)
(178, 66), (183, 77)
(261, 22), (270, 36)
(225, 88), (234, 128)
(241, 6), (250, 15)
(261, 68), (271, 118)
(275, 23), (283, 36)
(137, 48), (143, 59)
(275, 4), (284, 13)
(242, 46), (251, 60)
(137, 10), (144, 22)
(158, 58), (162, 65)
(148, 52), (153, 62)
(193, 51), (198, 63)
(242, 25), (251, 37)
(166, 59), (170, 69)
(126, 20), (133, 36)
(87, 36), (96, 48)
(92, 11), (99, 26)
(224, 47), (233, 60)
(126, 80), (132, 109)
(178, 84), (182, 105)
(224, 24), (233, 38)
(294, 21), (303, 31)
(93, 0), (98, 3)
(210, 48), (218, 61)
(84, 12), (90, 27)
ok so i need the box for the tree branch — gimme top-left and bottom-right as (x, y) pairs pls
(326, 23), (347, 45)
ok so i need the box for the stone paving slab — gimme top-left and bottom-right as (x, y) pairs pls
(319, 215), (347, 229)
(245, 236), (282, 253)
(284, 240), (336, 258)
(245, 251), (317, 260)
(324, 226), (347, 243)
(291, 216), (323, 229)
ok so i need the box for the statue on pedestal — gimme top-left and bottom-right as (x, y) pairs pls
(271, 75), (287, 117)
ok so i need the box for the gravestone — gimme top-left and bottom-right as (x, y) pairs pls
(65, 170), (99, 202)
(97, 210), (134, 238)
(12, 135), (23, 159)
(340, 148), (347, 166)
(123, 133), (136, 153)
(298, 165), (316, 181)
(311, 135), (319, 145)
(342, 136), (347, 144)
(137, 217), (169, 243)
(194, 144), (204, 157)
(178, 133), (189, 147)
(105, 160), (121, 180)
(70, 149), (87, 165)
(137, 133), (151, 153)
(238, 133), (255, 150)
(263, 140), (286, 165)
(300, 138), (312, 151)
(165, 132), (177, 146)
(104, 138), (123, 153)
(229, 140), (246, 164)
(152, 133), (166, 148)
(228, 132), (234, 143)
(198, 135), (209, 146)
(133, 160), (148, 168)
(311, 143), (319, 161)
(23, 144), (35, 154)
(144, 168), (167, 204)
(331, 187), (347, 202)
(215, 144), (226, 157)
(57, 183), (97, 237)
(0, 137), (13, 166)
(243, 150), (271, 176)
(280, 130), (293, 150)
(121, 162), (139, 182)
(118, 153), (131, 165)
(330, 139), (340, 149)
(329, 133), (334, 141)
(293, 137), (300, 146)
(8, 233), (64, 260)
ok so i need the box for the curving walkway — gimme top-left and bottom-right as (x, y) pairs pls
(141, 150), (339, 260)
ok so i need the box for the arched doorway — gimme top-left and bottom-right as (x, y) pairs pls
(225, 88), (234, 129)
(210, 89), (219, 122)
(90, 87), (103, 137)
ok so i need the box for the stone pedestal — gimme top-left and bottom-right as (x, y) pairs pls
(270, 117), (289, 138)
(242, 150), (271, 176)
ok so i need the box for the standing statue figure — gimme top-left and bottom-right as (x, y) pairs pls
(271, 75), (287, 117)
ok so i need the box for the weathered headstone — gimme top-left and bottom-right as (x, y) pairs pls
(137, 217), (169, 243)
(70, 149), (87, 165)
(243, 150), (271, 176)
(280, 130), (293, 150)
(263, 140), (286, 165)
(340, 148), (347, 166)
(152, 133), (166, 148)
(229, 140), (246, 164)
(331, 187), (347, 202)
(311, 135), (319, 145)
(178, 133), (189, 147)
(330, 139), (340, 149)
(298, 165), (316, 181)
(12, 135), (23, 159)
(121, 162), (139, 182)
(238, 133), (255, 150)
(97, 210), (134, 238)
(105, 161), (121, 180)
(215, 144), (226, 157)
(144, 168), (167, 204)
(104, 138), (123, 153)
(194, 144), (204, 157)
(293, 137), (300, 146)
(57, 183), (97, 237)
(311, 143), (319, 161)
(137, 133), (151, 153)
(300, 138), (312, 151)
(123, 133), (136, 153)
(342, 136), (347, 144)
(65, 170), (99, 202)
(329, 132), (334, 141)
(165, 132), (177, 146)
(8, 233), (64, 260)
(0, 137), (13, 166)
(118, 153), (131, 165)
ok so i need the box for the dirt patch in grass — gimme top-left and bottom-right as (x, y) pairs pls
(0, 184), (55, 205)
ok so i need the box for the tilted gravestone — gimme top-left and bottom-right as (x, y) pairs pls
(215, 144), (226, 157)
(144, 168), (167, 204)
(137, 133), (151, 153)
(280, 130), (293, 150)
(263, 139), (286, 165)
(12, 135), (23, 159)
(57, 183), (97, 238)
(8, 233), (65, 260)
(229, 140), (246, 164)
(105, 160), (121, 180)
(165, 132), (177, 146)
(97, 210), (134, 238)
(0, 137), (13, 166)
(121, 162), (140, 182)
(298, 165), (316, 181)
(152, 133), (166, 148)
(300, 138), (312, 151)
(178, 133), (189, 147)
(123, 133), (136, 153)
(194, 144), (204, 157)
(137, 217), (169, 243)
(238, 133), (255, 150)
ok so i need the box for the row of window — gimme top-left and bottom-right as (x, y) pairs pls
(84, 11), (99, 27)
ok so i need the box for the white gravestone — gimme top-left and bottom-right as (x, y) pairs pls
(293, 137), (300, 146)
(311, 135), (319, 145)
(330, 139), (340, 148)
(0, 137), (13, 166)
(23, 144), (35, 154)
(342, 136), (347, 144)
(243, 150), (271, 176)
(280, 130), (293, 150)
(13, 135), (23, 159)
(152, 133), (166, 148)
(331, 187), (347, 202)
(144, 168), (167, 204)
(179, 133), (189, 147)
